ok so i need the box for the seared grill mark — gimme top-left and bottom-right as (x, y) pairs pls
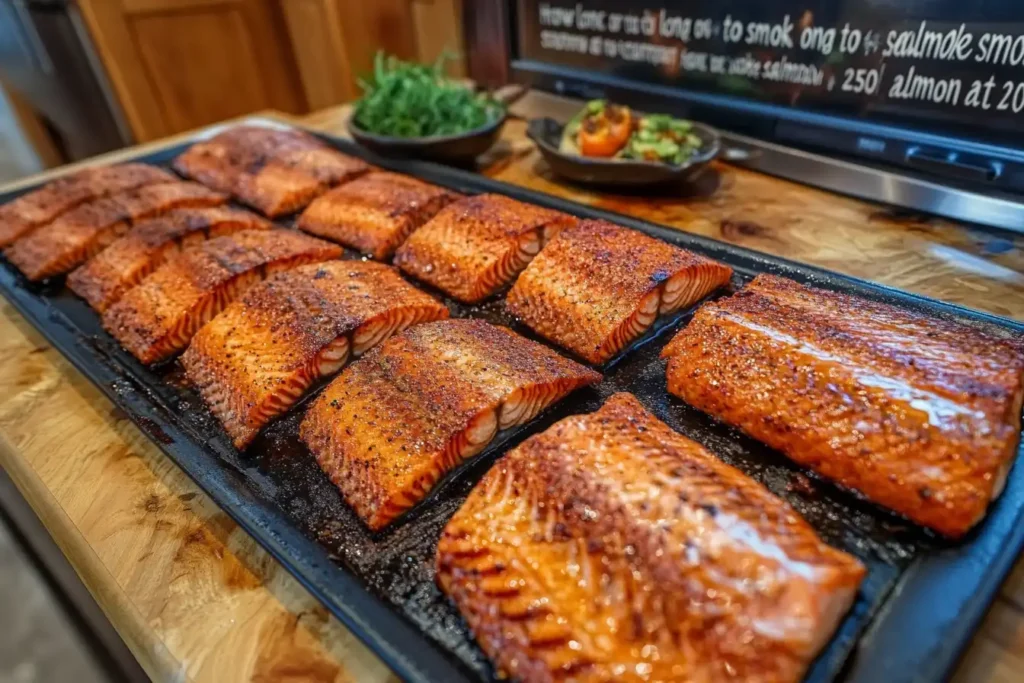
(173, 125), (370, 217)
(181, 261), (449, 449)
(297, 171), (460, 260)
(661, 274), (1024, 538)
(299, 319), (600, 530)
(68, 206), (272, 313)
(0, 163), (174, 247)
(5, 182), (227, 281)
(102, 229), (342, 364)
(394, 193), (576, 303)
(437, 392), (865, 683)
(506, 220), (733, 364)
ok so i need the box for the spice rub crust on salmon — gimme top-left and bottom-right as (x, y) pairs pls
(103, 229), (341, 364)
(68, 207), (272, 313)
(182, 261), (449, 450)
(661, 274), (1024, 538)
(300, 319), (600, 530)
(173, 125), (370, 217)
(0, 163), (174, 247)
(437, 392), (865, 683)
(5, 182), (227, 281)
(394, 193), (576, 303)
(506, 220), (733, 364)
(297, 171), (460, 260)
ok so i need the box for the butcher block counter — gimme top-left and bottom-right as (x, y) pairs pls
(0, 104), (1022, 683)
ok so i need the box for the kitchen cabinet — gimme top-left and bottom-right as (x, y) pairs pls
(78, 0), (306, 142)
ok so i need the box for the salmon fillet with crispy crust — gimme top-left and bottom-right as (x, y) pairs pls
(102, 229), (341, 364)
(0, 163), (174, 247)
(662, 274), (1024, 538)
(300, 319), (600, 530)
(297, 171), (459, 260)
(173, 125), (370, 217)
(68, 207), (272, 313)
(437, 392), (865, 683)
(506, 220), (733, 364)
(6, 182), (227, 281)
(182, 261), (449, 449)
(394, 193), (576, 303)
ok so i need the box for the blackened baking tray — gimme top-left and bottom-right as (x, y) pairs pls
(1, 120), (1022, 683)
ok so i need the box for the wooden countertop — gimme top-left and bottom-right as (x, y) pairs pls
(1, 106), (1023, 682)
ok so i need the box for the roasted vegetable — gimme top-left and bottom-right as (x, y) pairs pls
(574, 101), (634, 157)
(560, 100), (703, 165)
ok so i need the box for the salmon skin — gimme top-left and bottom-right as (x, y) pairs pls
(506, 220), (733, 364)
(394, 193), (576, 303)
(437, 392), (865, 683)
(297, 171), (459, 260)
(182, 261), (449, 450)
(5, 182), (227, 281)
(300, 319), (600, 530)
(0, 163), (174, 247)
(68, 207), (272, 313)
(102, 229), (341, 364)
(662, 274), (1024, 538)
(173, 125), (370, 217)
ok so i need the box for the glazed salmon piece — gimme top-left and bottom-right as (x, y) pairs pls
(173, 125), (370, 217)
(297, 171), (459, 259)
(300, 319), (600, 530)
(661, 274), (1024, 538)
(394, 193), (576, 303)
(182, 261), (449, 449)
(6, 182), (227, 281)
(437, 392), (865, 683)
(0, 163), (174, 247)
(68, 207), (272, 313)
(102, 229), (341, 364)
(506, 220), (733, 364)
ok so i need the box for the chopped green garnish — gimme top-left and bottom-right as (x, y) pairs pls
(353, 52), (504, 138)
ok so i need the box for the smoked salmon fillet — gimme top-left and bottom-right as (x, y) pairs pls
(300, 319), (600, 530)
(297, 171), (459, 259)
(6, 182), (227, 281)
(394, 193), (576, 303)
(0, 163), (174, 247)
(506, 220), (733, 364)
(68, 207), (272, 313)
(182, 261), (449, 449)
(437, 392), (865, 683)
(173, 125), (370, 217)
(661, 274), (1024, 538)
(102, 229), (341, 364)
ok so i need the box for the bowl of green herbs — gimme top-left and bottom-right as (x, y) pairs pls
(348, 52), (506, 165)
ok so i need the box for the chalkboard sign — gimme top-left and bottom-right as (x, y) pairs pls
(510, 0), (1024, 202)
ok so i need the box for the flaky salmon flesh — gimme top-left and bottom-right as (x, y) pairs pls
(506, 220), (733, 364)
(68, 207), (272, 313)
(182, 261), (449, 449)
(394, 193), (576, 303)
(437, 392), (865, 683)
(297, 171), (460, 260)
(300, 319), (600, 530)
(5, 182), (227, 281)
(173, 125), (371, 217)
(662, 274), (1024, 538)
(102, 229), (341, 364)
(0, 163), (174, 247)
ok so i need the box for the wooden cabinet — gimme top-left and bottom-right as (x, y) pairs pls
(282, 0), (465, 110)
(78, 0), (306, 142)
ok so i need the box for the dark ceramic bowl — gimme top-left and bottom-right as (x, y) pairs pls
(348, 112), (507, 166)
(527, 117), (720, 187)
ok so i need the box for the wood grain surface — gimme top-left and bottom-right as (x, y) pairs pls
(0, 106), (1022, 682)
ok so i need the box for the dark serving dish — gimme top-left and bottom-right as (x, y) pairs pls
(527, 116), (720, 187)
(348, 112), (506, 166)
(0, 118), (1022, 683)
